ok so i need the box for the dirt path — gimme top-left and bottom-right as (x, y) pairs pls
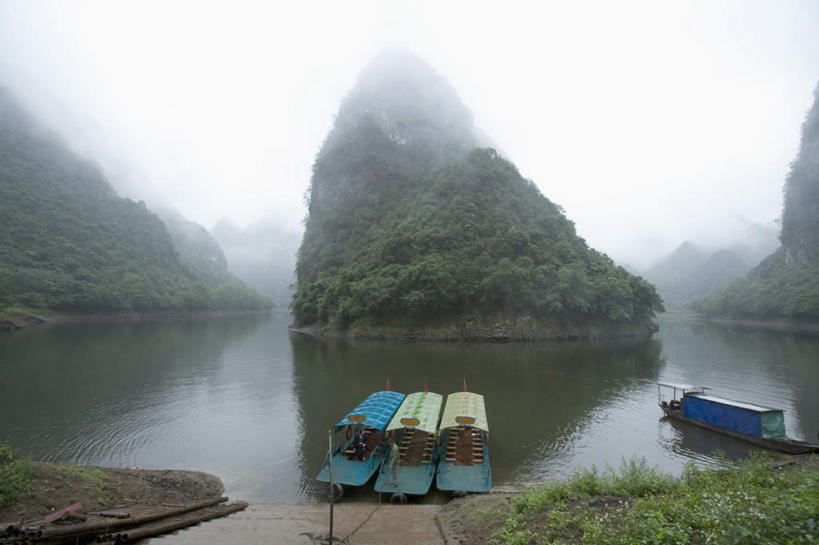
(151, 503), (445, 545)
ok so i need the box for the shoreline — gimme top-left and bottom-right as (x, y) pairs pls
(0, 308), (276, 335)
(694, 315), (819, 334)
(289, 318), (659, 343)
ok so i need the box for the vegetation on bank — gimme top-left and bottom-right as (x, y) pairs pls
(457, 454), (818, 545)
(696, 82), (819, 321)
(293, 52), (662, 332)
(0, 87), (271, 316)
(0, 443), (32, 508)
(0, 442), (224, 521)
(694, 248), (819, 320)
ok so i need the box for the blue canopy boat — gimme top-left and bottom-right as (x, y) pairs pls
(658, 382), (819, 454)
(374, 391), (444, 500)
(436, 391), (491, 493)
(316, 390), (406, 497)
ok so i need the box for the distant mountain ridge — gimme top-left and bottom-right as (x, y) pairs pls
(292, 51), (662, 339)
(211, 216), (300, 307)
(696, 82), (819, 319)
(642, 223), (779, 310)
(0, 86), (269, 313)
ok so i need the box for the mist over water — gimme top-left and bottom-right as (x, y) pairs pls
(1, 315), (816, 502)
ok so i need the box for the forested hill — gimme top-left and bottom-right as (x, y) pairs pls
(0, 87), (270, 313)
(292, 52), (663, 339)
(642, 242), (751, 310)
(696, 82), (819, 319)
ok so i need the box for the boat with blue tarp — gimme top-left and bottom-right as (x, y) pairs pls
(436, 390), (491, 493)
(374, 390), (444, 500)
(657, 382), (819, 454)
(316, 390), (406, 497)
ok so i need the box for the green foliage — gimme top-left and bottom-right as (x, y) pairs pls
(0, 442), (32, 507)
(292, 56), (662, 328)
(490, 454), (819, 545)
(695, 247), (819, 319)
(0, 88), (270, 313)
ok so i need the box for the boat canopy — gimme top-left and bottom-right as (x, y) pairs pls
(335, 391), (406, 431)
(683, 393), (787, 440)
(440, 392), (488, 432)
(385, 392), (443, 434)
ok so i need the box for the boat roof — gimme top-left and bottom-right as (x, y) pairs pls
(385, 391), (443, 434)
(657, 382), (702, 391)
(440, 392), (488, 432)
(685, 392), (782, 414)
(336, 391), (406, 430)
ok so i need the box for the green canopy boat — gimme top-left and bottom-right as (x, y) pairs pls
(436, 391), (491, 493)
(374, 391), (444, 500)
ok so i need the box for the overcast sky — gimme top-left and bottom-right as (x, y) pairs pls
(1, 1), (818, 268)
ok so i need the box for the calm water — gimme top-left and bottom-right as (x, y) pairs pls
(1, 313), (817, 502)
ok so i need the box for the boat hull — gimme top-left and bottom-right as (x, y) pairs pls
(316, 447), (385, 486)
(662, 408), (819, 455)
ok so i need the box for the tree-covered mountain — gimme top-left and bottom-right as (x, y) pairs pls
(696, 82), (819, 319)
(292, 51), (662, 339)
(0, 87), (270, 313)
(642, 242), (751, 310)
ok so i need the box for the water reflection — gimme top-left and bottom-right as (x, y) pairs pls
(1, 314), (817, 503)
(290, 333), (663, 492)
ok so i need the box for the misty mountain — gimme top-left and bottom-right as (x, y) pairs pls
(155, 207), (230, 285)
(696, 82), (819, 319)
(0, 87), (269, 313)
(292, 51), (662, 339)
(211, 216), (300, 307)
(641, 242), (751, 309)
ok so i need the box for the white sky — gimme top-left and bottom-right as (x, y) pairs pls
(1, 0), (818, 268)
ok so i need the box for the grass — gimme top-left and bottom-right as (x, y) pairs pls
(55, 464), (113, 506)
(491, 453), (819, 545)
(0, 442), (33, 508)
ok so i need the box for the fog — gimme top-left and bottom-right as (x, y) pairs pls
(1, 1), (818, 268)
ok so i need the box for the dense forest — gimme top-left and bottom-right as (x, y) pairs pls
(292, 52), (662, 337)
(696, 82), (819, 319)
(0, 87), (270, 313)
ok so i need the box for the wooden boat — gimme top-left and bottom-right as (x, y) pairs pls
(374, 390), (444, 500)
(657, 382), (819, 455)
(316, 390), (406, 497)
(436, 390), (491, 493)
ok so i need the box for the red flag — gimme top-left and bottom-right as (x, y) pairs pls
(424, 378), (428, 393)
(386, 377), (390, 391)
(462, 377), (467, 392)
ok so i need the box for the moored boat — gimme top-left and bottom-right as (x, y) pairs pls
(316, 390), (406, 498)
(657, 382), (819, 455)
(436, 389), (491, 494)
(374, 390), (444, 501)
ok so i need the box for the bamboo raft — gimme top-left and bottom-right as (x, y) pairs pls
(1, 496), (246, 544)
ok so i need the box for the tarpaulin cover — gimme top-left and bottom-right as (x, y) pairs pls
(760, 411), (788, 440)
(683, 394), (773, 438)
(335, 391), (405, 431)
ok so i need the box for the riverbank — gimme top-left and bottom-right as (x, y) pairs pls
(0, 448), (224, 522)
(0, 307), (275, 335)
(695, 315), (819, 334)
(436, 454), (819, 545)
(291, 315), (657, 342)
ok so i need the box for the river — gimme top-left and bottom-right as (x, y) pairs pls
(1, 313), (817, 502)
